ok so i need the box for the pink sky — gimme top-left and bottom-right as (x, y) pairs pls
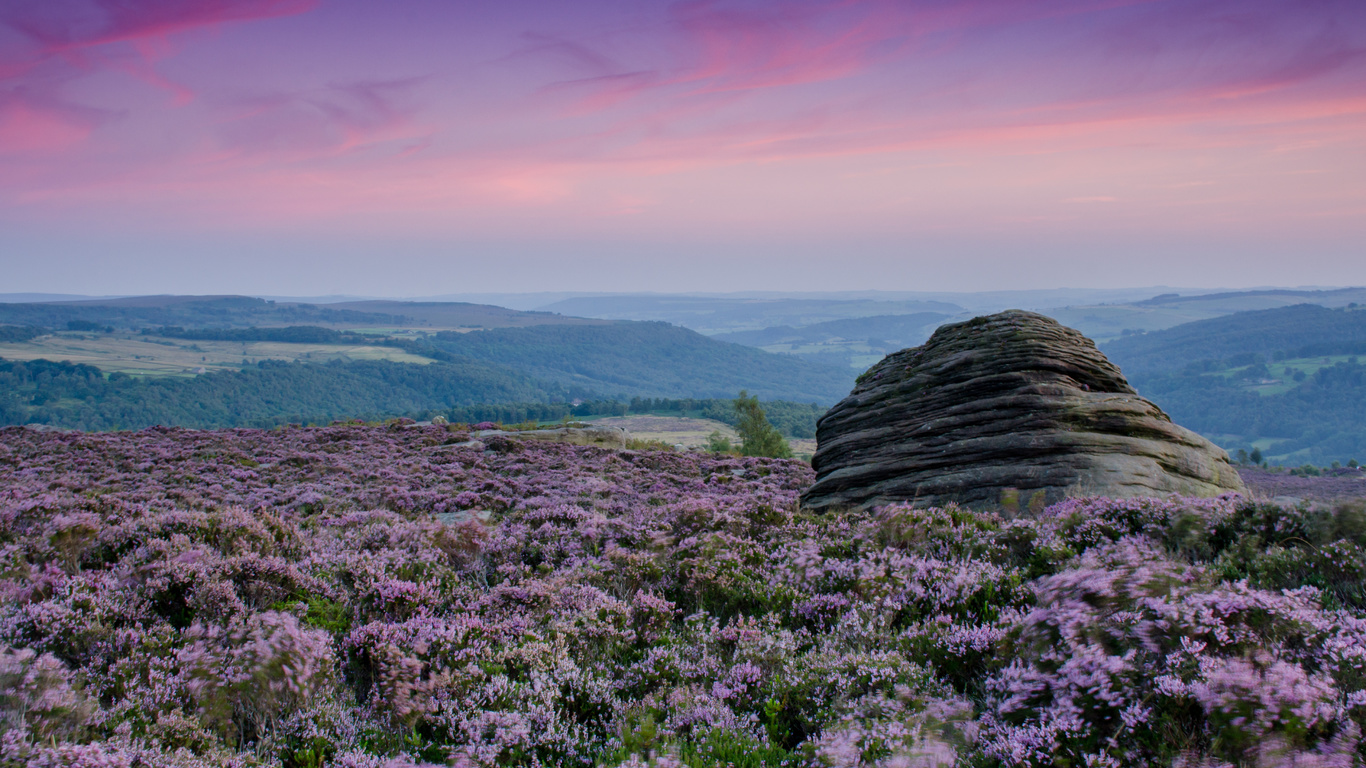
(2, 0), (1364, 295)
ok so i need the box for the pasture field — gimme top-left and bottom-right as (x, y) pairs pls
(588, 414), (819, 454)
(0, 332), (434, 376)
(1208, 354), (1362, 396)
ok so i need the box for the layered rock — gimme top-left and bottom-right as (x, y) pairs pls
(801, 310), (1245, 510)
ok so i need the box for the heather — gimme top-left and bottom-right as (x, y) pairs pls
(0, 426), (1364, 767)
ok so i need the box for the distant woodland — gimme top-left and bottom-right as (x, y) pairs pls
(1104, 304), (1366, 464)
(0, 357), (825, 436)
(8, 296), (1366, 464)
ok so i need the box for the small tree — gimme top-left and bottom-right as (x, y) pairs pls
(1250, 447), (1263, 465)
(705, 430), (734, 454)
(733, 391), (793, 459)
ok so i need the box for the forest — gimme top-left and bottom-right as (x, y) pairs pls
(1105, 304), (1366, 463)
(0, 357), (826, 436)
(421, 322), (853, 402)
(0, 358), (559, 431)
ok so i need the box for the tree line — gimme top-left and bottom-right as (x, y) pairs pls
(0, 357), (826, 437)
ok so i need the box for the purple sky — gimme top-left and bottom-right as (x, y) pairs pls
(2, 0), (1364, 295)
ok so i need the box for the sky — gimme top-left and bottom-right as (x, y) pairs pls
(1, 0), (1364, 296)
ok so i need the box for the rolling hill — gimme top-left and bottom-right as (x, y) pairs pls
(1103, 304), (1366, 464)
(1047, 287), (1366, 342)
(538, 295), (964, 335)
(0, 297), (859, 430)
(426, 322), (855, 403)
(1102, 304), (1366, 376)
(0, 295), (607, 332)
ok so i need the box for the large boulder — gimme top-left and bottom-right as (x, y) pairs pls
(801, 310), (1245, 510)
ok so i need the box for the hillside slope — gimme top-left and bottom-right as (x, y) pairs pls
(0, 357), (563, 431)
(429, 321), (855, 403)
(1103, 304), (1366, 375)
(713, 312), (949, 348)
(1102, 305), (1366, 464)
(0, 295), (603, 332)
(1049, 289), (1366, 342)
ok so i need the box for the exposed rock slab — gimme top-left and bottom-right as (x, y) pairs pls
(801, 311), (1245, 510)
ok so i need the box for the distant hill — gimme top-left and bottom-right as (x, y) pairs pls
(317, 300), (609, 329)
(1101, 305), (1366, 465)
(427, 322), (856, 404)
(539, 295), (964, 335)
(0, 357), (561, 431)
(1102, 304), (1366, 377)
(1046, 288), (1366, 342)
(0, 313), (856, 429)
(0, 296), (399, 330)
(0, 295), (604, 332)
(714, 312), (950, 349)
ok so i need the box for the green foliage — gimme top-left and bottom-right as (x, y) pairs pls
(66, 320), (110, 332)
(426, 323), (853, 403)
(734, 391), (793, 459)
(604, 729), (793, 768)
(0, 355), (831, 437)
(0, 324), (43, 342)
(1103, 305), (1366, 463)
(1130, 359), (1366, 464)
(271, 596), (352, 636)
(1104, 304), (1366, 378)
(154, 325), (372, 344)
(705, 430), (734, 454)
(0, 357), (558, 431)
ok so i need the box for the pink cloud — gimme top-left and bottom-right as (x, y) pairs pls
(0, 0), (318, 103)
(3, 0), (318, 55)
(1, 0), (1363, 255)
(0, 89), (110, 154)
(214, 78), (430, 161)
(0, 99), (94, 153)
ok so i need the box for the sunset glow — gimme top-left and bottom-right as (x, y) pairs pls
(2, 0), (1364, 293)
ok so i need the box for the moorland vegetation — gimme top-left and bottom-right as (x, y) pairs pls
(1, 425), (1363, 767)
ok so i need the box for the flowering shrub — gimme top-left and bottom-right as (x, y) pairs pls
(0, 425), (1362, 766)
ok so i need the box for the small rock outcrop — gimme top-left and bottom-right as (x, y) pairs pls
(801, 311), (1245, 510)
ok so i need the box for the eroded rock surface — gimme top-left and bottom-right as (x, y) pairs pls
(801, 310), (1245, 510)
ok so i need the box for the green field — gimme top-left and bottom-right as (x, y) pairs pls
(1204, 354), (1361, 396)
(0, 332), (434, 376)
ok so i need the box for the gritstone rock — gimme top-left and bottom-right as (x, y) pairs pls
(801, 310), (1246, 510)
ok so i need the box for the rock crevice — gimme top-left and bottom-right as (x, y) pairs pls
(801, 310), (1245, 510)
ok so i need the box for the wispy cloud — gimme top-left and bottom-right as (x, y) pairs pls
(0, 0), (319, 103)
